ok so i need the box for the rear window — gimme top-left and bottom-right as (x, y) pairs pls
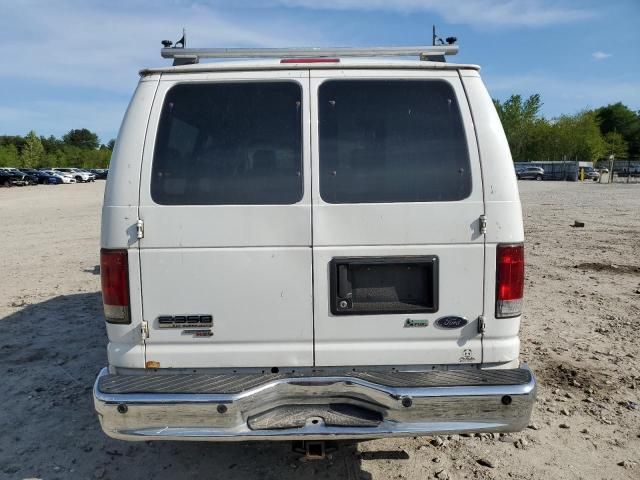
(151, 82), (303, 205)
(319, 80), (471, 203)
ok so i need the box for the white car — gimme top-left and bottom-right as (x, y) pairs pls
(94, 41), (535, 448)
(42, 170), (77, 184)
(52, 167), (95, 183)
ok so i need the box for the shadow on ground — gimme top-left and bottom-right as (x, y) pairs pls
(0, 293), (373, 479)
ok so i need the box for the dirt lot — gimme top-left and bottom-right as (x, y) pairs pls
(0, 181), (639, 479)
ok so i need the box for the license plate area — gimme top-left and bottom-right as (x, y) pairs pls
(330, 256), (439, 315)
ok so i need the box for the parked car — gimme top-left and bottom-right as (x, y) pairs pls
(15, 170), (39, 185)
(51, 167), (95, 183)
(516, 166), (544, 180)
(0, 170), (29, 186)
(19, 169), (54, 184)
(0, 171), (14, 186)
(77, 169), (97, 181)
(41, 170), (77, 184)
(581, 166), (600, 181)
(31, 170), (52, 184)
(2, 168), (27, 184)
(89, 168), (109, 179)
(33, 170), (67, 184)
(94, 42), (535, 447)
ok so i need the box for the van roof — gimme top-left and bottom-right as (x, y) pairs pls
(140, 58), (480, 76)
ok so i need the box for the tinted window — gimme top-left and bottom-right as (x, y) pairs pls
(151, 82), (303, 205)
(319, 80), (471, 203)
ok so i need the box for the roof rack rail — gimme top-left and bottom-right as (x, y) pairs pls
(160, 27), (458, 66)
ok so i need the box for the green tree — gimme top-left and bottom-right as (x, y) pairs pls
(43, 149), (66, 168)
(0, 135), (26, 152)
(40, 135), (63, 154)
(522, 118), (554, 161)
(62, 128), (100, 150)
(604, 131), (628, 159)
(20, 130), (45, 168)
(552, 110), (606, 162)
(493, 94), (543, 161)
(596, 103), (640, 158)
(0, 144), (19, 167)
(60, 145), (82, 167)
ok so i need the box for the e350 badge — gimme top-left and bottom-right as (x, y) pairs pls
(157, 315), (214, 338)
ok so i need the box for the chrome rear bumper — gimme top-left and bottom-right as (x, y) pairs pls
(93, 365), (536, 441)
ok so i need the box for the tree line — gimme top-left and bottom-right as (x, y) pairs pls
(0, 129), (113, 169)
(493, 96), (640, 163)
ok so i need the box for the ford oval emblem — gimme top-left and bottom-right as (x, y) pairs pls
(435, 316), (468, 329)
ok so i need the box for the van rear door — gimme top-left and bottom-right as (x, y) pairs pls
(138, 71), (313, 368)
(310, 70), (485, 366)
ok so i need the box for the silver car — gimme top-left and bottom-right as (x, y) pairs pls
(517, 166), (544, 180)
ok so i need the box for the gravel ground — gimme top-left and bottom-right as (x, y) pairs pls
(0, 180), (638, 479)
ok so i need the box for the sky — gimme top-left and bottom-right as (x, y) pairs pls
(0, 0), (638, 144)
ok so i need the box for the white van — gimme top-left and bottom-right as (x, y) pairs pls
(94, 42), (535, 446)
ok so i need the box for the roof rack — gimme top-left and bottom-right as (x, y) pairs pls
(160, 27), (458, 66)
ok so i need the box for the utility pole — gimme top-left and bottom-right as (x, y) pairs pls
(609, 154), (614, 184)
(609, 128), (616, 184)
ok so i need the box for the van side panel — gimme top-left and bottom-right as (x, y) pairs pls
(460, 71), (523, 364)
(101, 76), (160, 369)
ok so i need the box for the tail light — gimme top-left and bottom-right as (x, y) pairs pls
(495, 243), (524, 318)
(100, 249), (131, 324)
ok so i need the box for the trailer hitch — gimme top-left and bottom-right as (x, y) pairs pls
(292, 440), (338, 460)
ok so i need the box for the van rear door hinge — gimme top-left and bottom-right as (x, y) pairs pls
(479, 214), (487, 235)
(136, 219), (144, 239)
(477, 315), (486, 334)
(141, 320), (149, 340)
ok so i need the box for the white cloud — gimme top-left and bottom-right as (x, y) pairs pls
(270, 0), (595, 27)
(0, 0), (597, 94)
(592, 51), (612, 60)
(0, 1), (326, 92)
(0, 0), (328, 139)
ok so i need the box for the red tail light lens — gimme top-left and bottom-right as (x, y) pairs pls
(100, 249), (131, 324)
(495, 243), (524, 318)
